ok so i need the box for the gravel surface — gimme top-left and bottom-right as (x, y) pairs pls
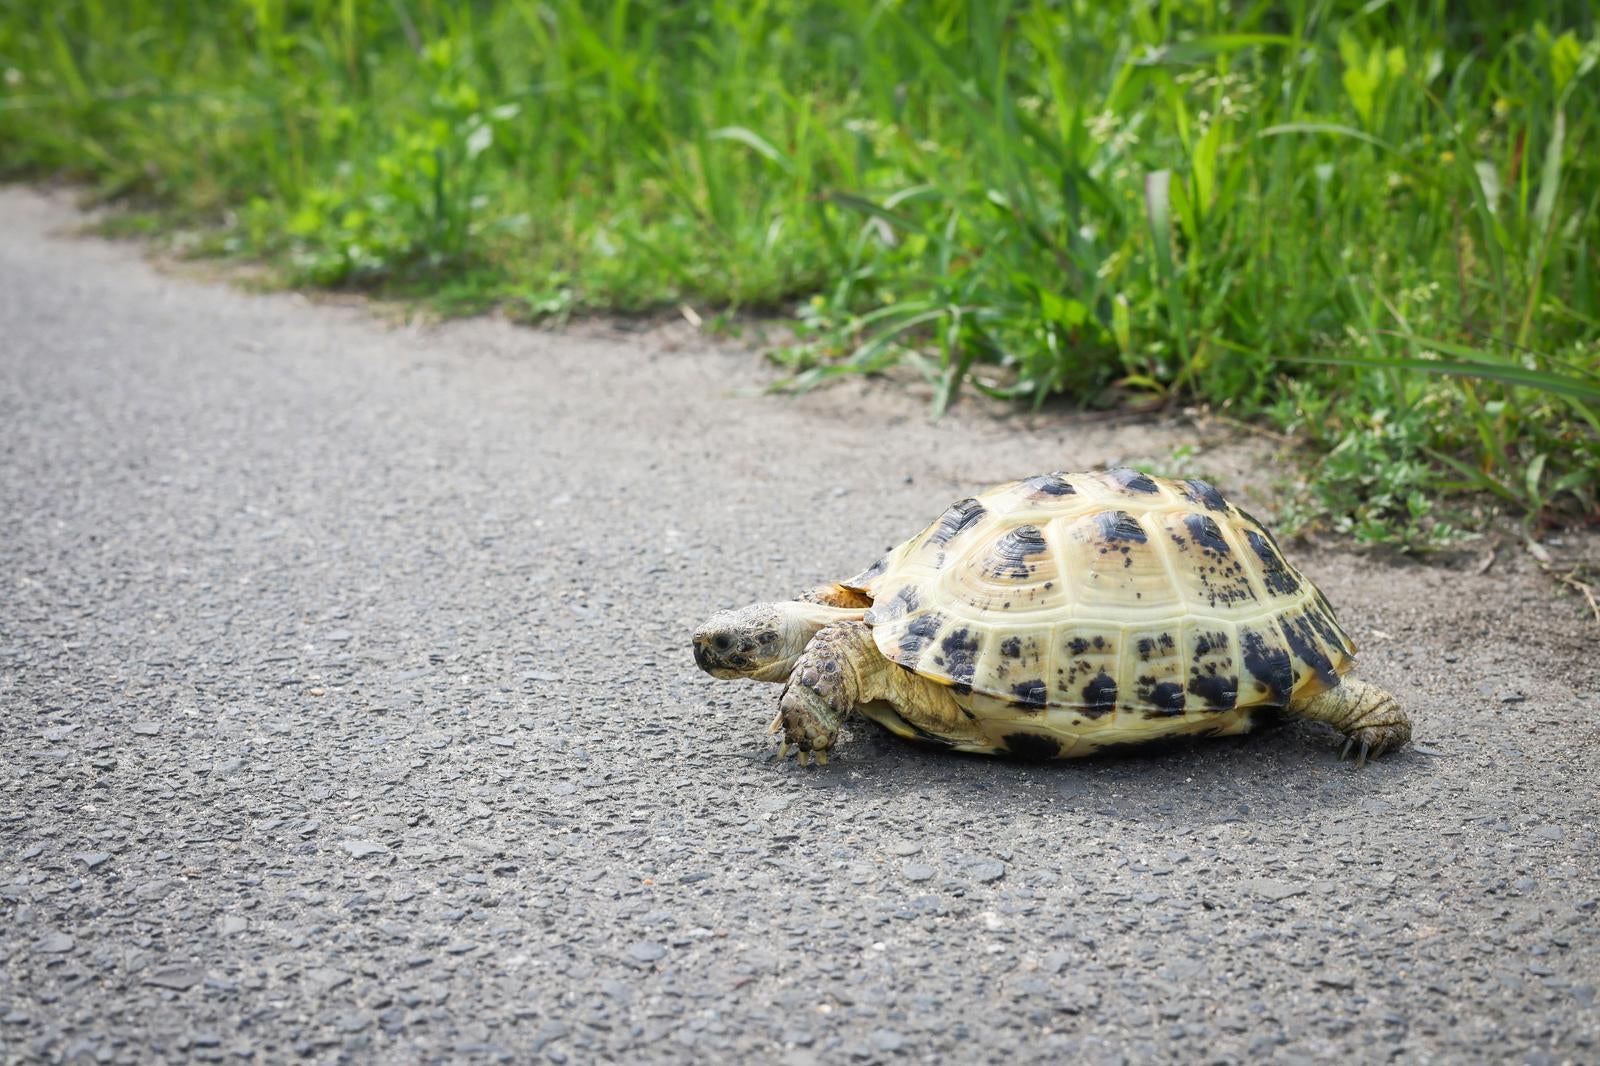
(2, 185), (1598, 1064)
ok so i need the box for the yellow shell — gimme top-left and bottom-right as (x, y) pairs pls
(842, 470), (1356, 756)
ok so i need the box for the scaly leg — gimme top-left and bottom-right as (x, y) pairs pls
(775, 621), (884, 764)
(774, 621), (986, 764)
(1288, 678), (1411, 767)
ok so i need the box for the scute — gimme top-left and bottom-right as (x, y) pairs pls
(849, 472), (1355, 730)
(1157, 510), (1258, 611)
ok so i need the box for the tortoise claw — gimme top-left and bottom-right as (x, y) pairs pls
(773, 741), (828, 768)
(767, 711), (783, 735)
(1337, 726), (1405, 768)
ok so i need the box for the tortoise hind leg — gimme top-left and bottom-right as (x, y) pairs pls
(1288, 678), (1411, 767)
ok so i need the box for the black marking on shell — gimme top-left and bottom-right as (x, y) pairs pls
(1236, 508), (1284, 549)
(1183, 514), (1231, 555)
(1188, 672), (1237, 710)
(1182, 478), (1229, 511)
(1010, 679), (1048, 710)
(1313, 586), (1340, 622)
(1081, 671), (1118, 717)
(1107, 467), (1159, 493)
(999, 636), (1022, 658)
(985, 524), (1049, 579)
(1138, 678), (1187, 716)
(1136, 633), (1176, 661)
(1068, 635), (1107, 656)
(1312, 587), (1355, 653)
(1021, 472), (1076, 497)
(1304, 601), (1344, 649)
(1245, 529), (1300, 596)
(1183, 542), (1258, 609)
(869, 585), (919, 624)
(1193, 630), (1228, 658)
(852, 553), (890, 584)
(928, 498), (988, 547)
(1279, 614), (1337, 687)
(1095, 510), (1148, 544)
(898, 613), (945, 660)
(939, 628), (980, 694)
(1003, 732), (1062, 760)
(1240, 629), (1293, 703)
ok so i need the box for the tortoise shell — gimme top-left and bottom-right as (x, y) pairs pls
(840, 470), (1356, 753)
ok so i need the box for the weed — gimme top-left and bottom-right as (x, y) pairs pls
(2, 1), (1596, 545)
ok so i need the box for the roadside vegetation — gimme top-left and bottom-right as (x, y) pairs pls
(2, 1), (1597, 545)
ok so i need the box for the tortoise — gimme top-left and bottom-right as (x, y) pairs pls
(692, 469), (1410, 766)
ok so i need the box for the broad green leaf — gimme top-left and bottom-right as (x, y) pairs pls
(1339, 32), (1376, 124)
(1550, 30), (1582, 91)
(1112, 294), (1132, 357)
(1191, 118), (1223, 218)
(1039, 289), (1088, 328)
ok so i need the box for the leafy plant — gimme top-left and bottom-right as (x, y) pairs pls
(2, 0), (1596, 544)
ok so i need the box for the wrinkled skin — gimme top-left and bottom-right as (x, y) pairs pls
(691, 601), (865, 683)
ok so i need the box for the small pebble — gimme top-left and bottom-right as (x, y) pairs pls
(144, 966), (203, 991)
(869, 1029), (905, 1052)
(342, 840), (389, 858)
(1248, 878), (1306, 902)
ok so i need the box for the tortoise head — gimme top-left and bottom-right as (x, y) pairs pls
(693, 601), (864, 682)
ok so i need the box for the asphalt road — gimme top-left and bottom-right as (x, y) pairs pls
(2, 186), (1597, 1065)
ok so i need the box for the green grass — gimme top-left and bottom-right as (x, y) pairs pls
(3, 0), (1597, 545)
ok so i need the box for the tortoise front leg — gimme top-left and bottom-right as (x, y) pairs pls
(775, 621), (884, 764)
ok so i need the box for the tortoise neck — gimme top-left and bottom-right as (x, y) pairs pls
(752, 601), (869, 682)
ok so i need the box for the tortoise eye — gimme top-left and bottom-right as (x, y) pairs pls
(712, 634), (732, 652)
